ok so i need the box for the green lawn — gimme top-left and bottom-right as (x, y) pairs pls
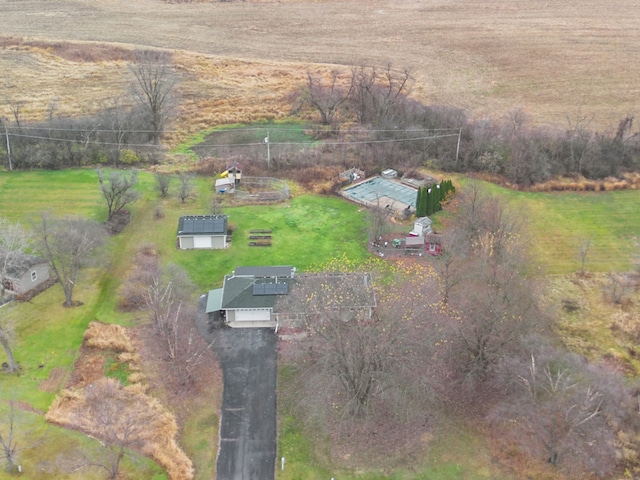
(3, 168), (638, 478)
(0, 168), (371, 479)
(173, 121), (315, 161)
(475, 181), (640, 274)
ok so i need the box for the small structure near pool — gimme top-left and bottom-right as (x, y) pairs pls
(177, 215), (229, 249)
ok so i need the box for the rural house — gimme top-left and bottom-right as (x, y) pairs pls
(205, 267), (377, 329)
(176, 215), (228, 250)
(2, 255), (50, 298)
(206, 266), (296, 328)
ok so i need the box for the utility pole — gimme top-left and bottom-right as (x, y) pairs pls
(455, 127), (461, 168)
(2, 118), (11, 171)
(264, 129), (270, 169)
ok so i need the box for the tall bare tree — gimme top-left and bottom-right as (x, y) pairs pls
(97, 169), (139, 222)
(129, 50), (176, 145)
(142, 263), (211, 385)
(0, 398), (19, 472)
(349, 63), (412, 126)
(302, 69), (353, 128)
(34, 215), (106, 307)
(178, 173), (195, 204)
(0, 396), (40, 473)
(444, 182), (537, 383)
(518, 354), (606, 468)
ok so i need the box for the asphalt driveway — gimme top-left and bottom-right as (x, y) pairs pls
(197, 299), (277, 480)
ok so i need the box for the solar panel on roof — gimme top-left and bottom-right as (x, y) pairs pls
(253, 283), (289, 296)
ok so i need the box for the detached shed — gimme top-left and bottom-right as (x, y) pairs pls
(3, 256), (50, 298)
(177, 215), (228, 249)
(410, 216), (433, 237)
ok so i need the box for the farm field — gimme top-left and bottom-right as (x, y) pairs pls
(1, 0), (640, 132)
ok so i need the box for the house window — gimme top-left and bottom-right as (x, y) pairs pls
(31, 270), (37, 282)
(429, 243), (436, 252)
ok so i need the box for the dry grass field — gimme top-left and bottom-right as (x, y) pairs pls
(1, 0), (639, 134)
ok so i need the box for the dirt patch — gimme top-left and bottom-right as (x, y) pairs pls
(65, 347), (107, 389)
(39, 366), (70, 394)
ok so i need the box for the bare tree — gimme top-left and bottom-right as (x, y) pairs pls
(154, 172), (172, 198)
(452, 260), (537, 383)
(97, 169), (139, 222)
(142, 263), (211, 385)
(178, 173), (196, 204)
(518, 355), (605, 468)
(0, 399), (19, 472)
(209, 196), (224, 215)
(0, 218), (30, 302)
(444, 186), (537, 383)
(76, 379), (153, 479)
(566, 107), (595, 176)
(0, 218), (30, 372)
(0, 396), (41, 473)
(349, 63), (412, 126)
(282, 272), (411, 417)
(99, 98), (133, 166)
(432, 230), (466, 304)
(302, 69), (353, 128)
(34, 215), (106, 307)
(129, 50), (176, 145)
(577, 235), (593, 275)
(368, 195), (391, 244)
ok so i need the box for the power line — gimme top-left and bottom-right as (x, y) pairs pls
(4, 124), (461, 135)
(5, 131), (459, 149)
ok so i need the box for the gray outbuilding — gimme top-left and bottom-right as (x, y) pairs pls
(176, 215), (228, 249)
(2, 255), (50, 298)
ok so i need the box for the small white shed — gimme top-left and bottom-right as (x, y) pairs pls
(410, 216), (433, 237)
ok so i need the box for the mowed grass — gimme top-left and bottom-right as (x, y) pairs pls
(0, 168), (371, 479)
(475, 181), (640, 274)
(0, 169), (105, 223)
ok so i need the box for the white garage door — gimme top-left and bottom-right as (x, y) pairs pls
(236, 309), (271, 322)
(193, 236), (212, 249)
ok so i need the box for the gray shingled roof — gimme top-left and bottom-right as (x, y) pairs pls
(177, 215), (227, 235)
(234, 266), (294, 278)
(5, 255), (47, 278)
(221, 276), (294, 309)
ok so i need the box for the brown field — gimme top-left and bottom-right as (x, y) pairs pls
(1, 0), (639, 135)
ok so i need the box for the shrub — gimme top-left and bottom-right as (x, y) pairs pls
(83, 321), (135, 353)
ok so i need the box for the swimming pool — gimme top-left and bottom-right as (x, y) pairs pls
(342, 176), (418, 210)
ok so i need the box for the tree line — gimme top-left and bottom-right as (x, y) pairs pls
(294, 66), (640, 187)
(4, 58), (640, 189)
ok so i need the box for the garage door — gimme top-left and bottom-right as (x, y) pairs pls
(236, 310), (271, 322)
(193, 236), (212, 249)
